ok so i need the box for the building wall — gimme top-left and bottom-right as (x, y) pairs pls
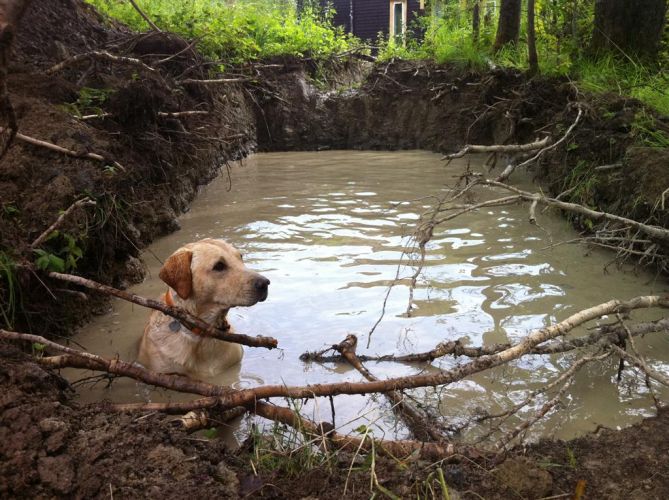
(323, 0), (425, 41)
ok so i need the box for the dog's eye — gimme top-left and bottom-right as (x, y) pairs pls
(212, 261), (227, 272)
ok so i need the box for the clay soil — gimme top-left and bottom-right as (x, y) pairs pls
(2, 1), (669, 498)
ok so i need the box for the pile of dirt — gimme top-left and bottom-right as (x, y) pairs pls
(0, 344), (239, 498)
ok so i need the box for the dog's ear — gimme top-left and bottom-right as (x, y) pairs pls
(159, 250), (193, 299)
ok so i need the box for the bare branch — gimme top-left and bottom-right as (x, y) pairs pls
(442, 136), (550, 161)
(30, 198), (96, 250)
(333, 334), (448, 442)
(45, 50), (157, 75)
(46, 272), (278, 349)
(0, 126), (125, 170)
(496, 106), (584, 182)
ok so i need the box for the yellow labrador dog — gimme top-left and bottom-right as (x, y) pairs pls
(137, 238), (269, 378)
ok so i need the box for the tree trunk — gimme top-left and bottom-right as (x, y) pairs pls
(527, 0), (539, 74)
(493, 0), (522, 52)
(472, 0), (481, 42)
(590, 0), (668, 60)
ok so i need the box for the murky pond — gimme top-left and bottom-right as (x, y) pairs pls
(68, 151), (669, 443)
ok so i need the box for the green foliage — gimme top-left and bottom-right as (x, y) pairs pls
(33, 231), (84, 273)
(86, 0), (357, 64)
(631, 109), (669, 148)
(60, 87), (113, 118)
(381, 0), (668, 114)
(0, 251), (19, 328)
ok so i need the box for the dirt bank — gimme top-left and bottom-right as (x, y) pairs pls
(2, 1), (669, 498)
(1, 0), (255, 336)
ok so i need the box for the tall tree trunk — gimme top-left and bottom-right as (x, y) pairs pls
(472, 0), (481, 42)
(590, 0), (668, 60)
(493, 0), (522, 52)
(527, 0), (539, 74)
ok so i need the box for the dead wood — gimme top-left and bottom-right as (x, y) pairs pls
(171, 407), (246, 432)
(0, 126), (126, 170)
(333, 334), (448, 442)
(432, 179), (669, 244)
(45, 50), (158, 76)
(442, 136), (550, 161)
(46, 272), (278, 349)
(251, 401), (482, 463)
(496, 105), (583, 181)
(30, 197), (96, 250)
(302, 318), (669, 366)
(180, 77), (248, 85)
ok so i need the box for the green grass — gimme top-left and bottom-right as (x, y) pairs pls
(0, 251), (19, 329)
(86, 0), (357, 65)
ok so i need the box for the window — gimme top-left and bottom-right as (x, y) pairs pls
(389, 0), (407, 43)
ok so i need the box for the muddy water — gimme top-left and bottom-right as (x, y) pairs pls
(69, 151), (669, 442)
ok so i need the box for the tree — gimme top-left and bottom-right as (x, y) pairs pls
(472, 0), (481, 42)
(527, 0), (539, 74)
(493, 0), (522, 52)
(590, 0), (668, 60)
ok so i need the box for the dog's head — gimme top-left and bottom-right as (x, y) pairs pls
(158, 238), (270, 311)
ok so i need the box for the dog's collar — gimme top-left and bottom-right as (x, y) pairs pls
(163, 290), (203, 336)
(163, 290), (231, 335)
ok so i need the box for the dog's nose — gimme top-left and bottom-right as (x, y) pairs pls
(254, 276), (270, 301)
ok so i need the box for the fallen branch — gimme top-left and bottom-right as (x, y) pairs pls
(252, 401), (480, 463)
(432, 179), (669, 244)
(302, 317), (669, 365)
(0, 331), (234, 397)
(0, 127), (125, 170)
(30, 197), (96, 249)
(186, 296), (669, 411)
(45, 50), (157, 76)
(496, 106), (583, 182)
(180, 77), (248, 85)
(442, 136), (550, 161)
(157, 110), (209, 118)
(333, 334), (448, 442)
(46, 272), (278, 349)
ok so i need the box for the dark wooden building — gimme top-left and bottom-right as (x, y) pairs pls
(323, 0), (426, 42)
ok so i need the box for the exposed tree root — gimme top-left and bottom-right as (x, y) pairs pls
(0, 126), (126, 170)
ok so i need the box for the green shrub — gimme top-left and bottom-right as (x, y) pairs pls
(86, 0), (357, 64)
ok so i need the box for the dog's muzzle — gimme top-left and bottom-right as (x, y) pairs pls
(254, 276), (270, 302)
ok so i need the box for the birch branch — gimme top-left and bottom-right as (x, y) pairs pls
(45, 50), (157, 75)
(441, 136), (550, 160)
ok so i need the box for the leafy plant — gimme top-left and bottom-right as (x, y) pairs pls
(33, 231), (84, 273)
(86, 0), (357, 64)
(60, 86), (114, 118)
